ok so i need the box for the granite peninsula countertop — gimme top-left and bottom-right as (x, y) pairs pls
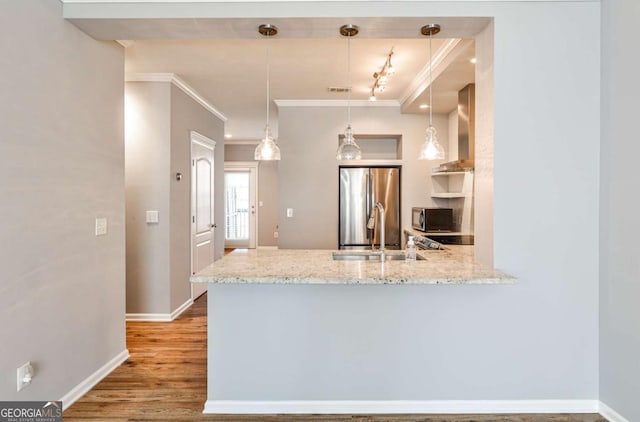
(191, 247), (516, 285)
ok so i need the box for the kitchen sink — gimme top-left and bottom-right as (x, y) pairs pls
(332, 251), (425, 261)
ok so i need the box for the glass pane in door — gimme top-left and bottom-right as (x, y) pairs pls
(224, 171), (250, 243)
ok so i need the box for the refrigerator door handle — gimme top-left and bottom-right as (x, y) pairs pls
(368, 170), (375, 246)
(367, 169), (380, 249)
(365, 171), (370, 241)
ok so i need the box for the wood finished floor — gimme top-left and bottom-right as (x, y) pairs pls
(64, 294), (608, 422)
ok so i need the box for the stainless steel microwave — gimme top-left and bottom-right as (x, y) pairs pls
(411, 207), (453, 232)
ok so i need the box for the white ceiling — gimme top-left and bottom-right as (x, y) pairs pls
(70, 16), (487, 141)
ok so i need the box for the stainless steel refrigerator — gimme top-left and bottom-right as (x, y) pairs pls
(339, 166), (401, 249)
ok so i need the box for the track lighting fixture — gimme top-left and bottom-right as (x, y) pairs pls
(369, 47), (395, 102)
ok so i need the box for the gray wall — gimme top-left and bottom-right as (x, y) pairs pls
(208, 0), (600, 402)
(0, 0), (126, 401)
(256, 160), (279, 247)
(489, 0), (600, 398)
(125, 81), (224, 315)
(277, 106), (448, 249)
(224, 144), (255, 161)
(224, 145), (279, 247)
(125, 82), (172, 314)
(599, 0), (640, 420)
(170, 85), (225, 309)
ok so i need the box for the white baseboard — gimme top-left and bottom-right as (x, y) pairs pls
(203, 400), (599, 415)
(61, 349), (129, 410)
(126, 312), (172, 322)
(171, 298), (194, 319)
(599, 401), (629, 422)
(126, 298), (193, 322)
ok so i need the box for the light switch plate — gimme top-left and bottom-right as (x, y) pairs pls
(17, 361), (33, 392)
(146, 210), (159, 224)
(286, 208), (293, 218)
(95, 218), (107, 236)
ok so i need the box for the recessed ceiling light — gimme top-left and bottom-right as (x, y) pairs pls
(419, 104), (429, 109)
(224, 134), (232, 139)
(470, 57), (477, 64)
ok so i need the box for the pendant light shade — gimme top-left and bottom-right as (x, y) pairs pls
(255, 24), (281, 161)
(254, 125), (280, 160)
(336, 24), (362, 161)
(418, 126), (444, 160)
(336, 125), (360, 160)
(418, 23), (446, 161)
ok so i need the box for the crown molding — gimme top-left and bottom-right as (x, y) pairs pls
(399, 38), (471, 108)
(126, 73), (173, 82)
(116, 39), (134, 48)
(125, 73), (228, 122)
(274, 99), (400, 108)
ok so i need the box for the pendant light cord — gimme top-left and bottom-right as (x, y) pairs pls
(266, 33), (270, 128)
(428, 33), (433, 128)
(347, 33), (351, 126)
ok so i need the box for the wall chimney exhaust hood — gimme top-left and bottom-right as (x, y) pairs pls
(433, 83), (475, 173)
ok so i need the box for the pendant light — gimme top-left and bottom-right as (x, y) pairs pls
(418, 24), (445, 161)
(254, 24), (281, 161)
(336, 24), (362, 160)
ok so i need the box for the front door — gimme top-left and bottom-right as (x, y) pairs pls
(191, 132), (216, 300)
(224, 163), (257, 249)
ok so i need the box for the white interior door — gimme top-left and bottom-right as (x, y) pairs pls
(191, 133), (216, 300)
(224, 162), (258, 249)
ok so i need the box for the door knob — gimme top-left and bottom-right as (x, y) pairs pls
(210, 223), (217, 228)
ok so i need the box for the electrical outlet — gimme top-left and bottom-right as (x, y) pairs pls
(95, 217), (107, 236)
(17, 362), (34, 392)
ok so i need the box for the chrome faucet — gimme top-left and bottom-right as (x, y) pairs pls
(367, 202), (386, 259)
